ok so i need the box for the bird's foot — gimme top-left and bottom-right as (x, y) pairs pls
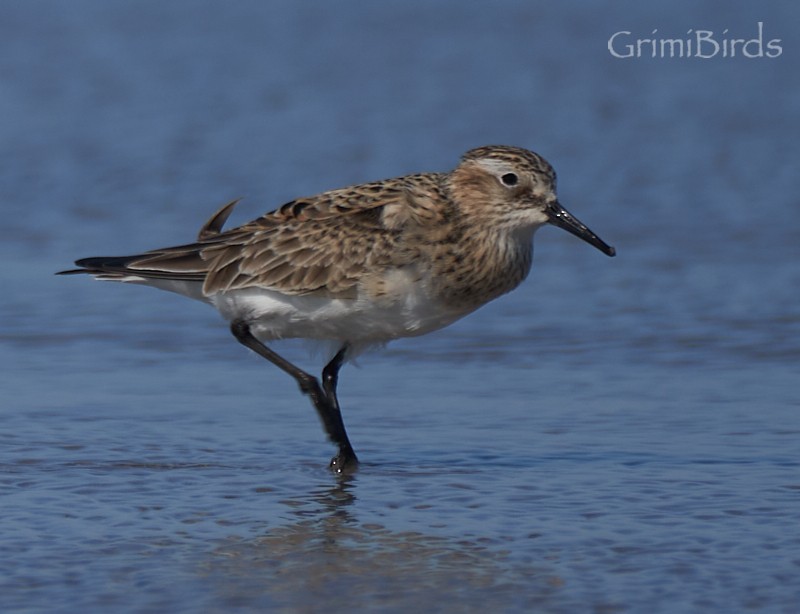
(329, 448), (359, 474)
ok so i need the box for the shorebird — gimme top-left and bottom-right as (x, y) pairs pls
(59, 145), (615, 472)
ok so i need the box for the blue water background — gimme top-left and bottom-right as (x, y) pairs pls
(1, 1), (799, 612)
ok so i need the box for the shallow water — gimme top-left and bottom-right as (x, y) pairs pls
(2, 1), (799, 612)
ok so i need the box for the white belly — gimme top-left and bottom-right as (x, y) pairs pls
(209, 284), (469, 345)
(127, 268), (477, 353)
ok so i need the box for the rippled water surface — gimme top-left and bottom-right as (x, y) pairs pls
(2, 1), (799, 612)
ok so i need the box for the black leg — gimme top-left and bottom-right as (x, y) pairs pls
(322, 344), (348, 410)
(322, 345), (358, 471)
(230, 320), (358, 471)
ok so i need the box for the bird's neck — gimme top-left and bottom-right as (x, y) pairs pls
(429, 223), (534, 311)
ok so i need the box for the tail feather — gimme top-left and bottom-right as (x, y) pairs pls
(57, 255), (144, 279)
(56, 253), (207, 282)
(57, 200), (243, 282)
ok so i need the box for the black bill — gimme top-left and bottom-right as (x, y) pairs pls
(546, 201), (616, 257)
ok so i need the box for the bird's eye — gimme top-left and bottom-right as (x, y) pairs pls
(500, 173), (518, 187)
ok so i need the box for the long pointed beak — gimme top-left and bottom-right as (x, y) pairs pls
(546, 201), (616, 257)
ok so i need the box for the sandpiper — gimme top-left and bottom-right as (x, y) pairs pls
(59, 145), (615, 471)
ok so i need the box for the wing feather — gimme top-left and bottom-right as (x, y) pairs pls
(199, 174), (448, 296)
(64, 173), (451, 298)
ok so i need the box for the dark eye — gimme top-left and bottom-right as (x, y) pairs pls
(500, 173), (518, 187)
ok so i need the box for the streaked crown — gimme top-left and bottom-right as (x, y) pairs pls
(462, 145), (557, 189)
(448, 145), (559, 230)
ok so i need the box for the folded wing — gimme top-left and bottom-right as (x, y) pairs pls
(59, 174), (448, 299)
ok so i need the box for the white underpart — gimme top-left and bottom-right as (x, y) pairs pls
(117, 276), (208, 302)
(212, 278), (468, 350)
(111, 268), (472, 357)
